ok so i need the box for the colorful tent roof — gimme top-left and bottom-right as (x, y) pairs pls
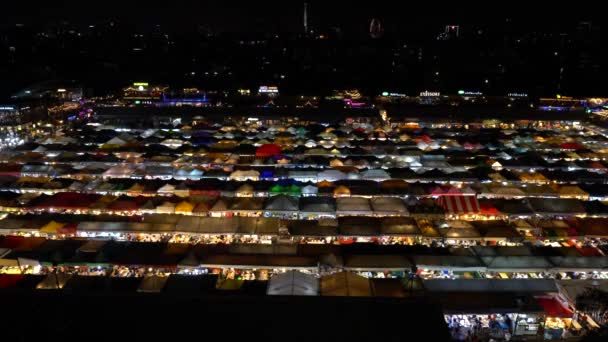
(437, 196), (480, 215)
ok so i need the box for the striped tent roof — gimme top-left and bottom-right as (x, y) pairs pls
(436, 195), (480, 215)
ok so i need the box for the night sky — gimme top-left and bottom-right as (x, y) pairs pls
(4, 1), (601, 35)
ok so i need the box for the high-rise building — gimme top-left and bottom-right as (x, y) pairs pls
(445, 25), (460, 37)
(370, 18), (383, 39)
(303, 2), (309, 34)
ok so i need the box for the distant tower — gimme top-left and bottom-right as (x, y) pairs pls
(303, 2), (309, 33)
(370, 18), (383, 39)
(445, 25), (460, 37)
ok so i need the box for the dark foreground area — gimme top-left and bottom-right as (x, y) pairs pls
(0, 290), (450, 341)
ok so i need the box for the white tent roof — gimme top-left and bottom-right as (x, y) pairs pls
(361, 169), (391, 180)
(317, 169), (347, 181)
(158, 183), (176, 193)
(267, 271), (319, 296)
(105, 137), (127, 145)
(370, 197), (408, 213)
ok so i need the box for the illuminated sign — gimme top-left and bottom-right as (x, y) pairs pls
(382, 92), (406, 98)
(419, 91), (440, 97)
(0, 106), (15, 110)
(258, 86), (279, 94)
(458, 90), (482, 96)
(57, 88), (66, 93)
(133, 82), (149, 86)
(508, 93), (528, 97)
(238, 89), (251, 95)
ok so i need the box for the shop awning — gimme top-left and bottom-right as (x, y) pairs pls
(320, 271), (372, 297)
(536, 297), (573, 318)
(423, 279), (558, 293)
(137, 275), (169, 293)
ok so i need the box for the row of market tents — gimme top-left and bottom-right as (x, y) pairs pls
(1, 238), (607, 272)
(2, 176), (607, 202)
(3, 190), (608, 217)
(2, 215), (608, 240)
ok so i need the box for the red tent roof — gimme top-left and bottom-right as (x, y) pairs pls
(0, 274), (24, 289)
(479, 202), (501, 215)
(0, 235), (25, 249)
(436, 196), (480, 215)
(559, 142), (583, 150)
(34, 192), (101, 210)
(256, 144), (282, 157)
(536, 297), (573, 318)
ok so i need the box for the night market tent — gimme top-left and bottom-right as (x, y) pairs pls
(175, 201), (195, 214)
(187, 217), (239, 234)
(488, 186), (526, 198)
(229, 170), (260, 181)
(197, 254), (318, 270)
(558, 185), (589, 200)
(317, 169), (347, 182)
(265, 195), (299, 212)
(436, 195), (480, 215)
(286, 220), (339, 237)
(548, 256), (608, 272)
(175, 216), (202, 233)
(380, 217), (421, 236)
(320, 272), (372, 297)
(370, 197), (408, 215)
(163, 274), (219, 294)
(137, 275), (169, 293)
(492, 200), (534, 217)
(528, 198), (586, 216)
(344, 255), (412, 271)
(102, 164), (138, 178)
(370, 278), (408, 297)
(575, 218), (608, 237)
(361, 169), (391, 181)
(301, 184), (318, 196)
(423, 279), (558, 293)
(333, 185), (351, 197)
(36, 273), (73, 290)
(236, 217), (281, 235)
(156, 201), (176, 214)
(336, 197), (371, 215)
(230, 197), (264, 211)
(210, 198), (230, 213)
(267, 270), (319, 296)
(481, 255), (553, 272)
(470, 221), (522, 241)
(439, 221), (481, 240)
(77, 221), (131, 233)
(412, 251), (486, 272)
(536, 297), (574, 318)
(379, 179), (409, 195)
(235, 183), (254, 197)
(62, 275), (113, 293)
(77, 240), (107, 253)
(556, 280), (608, 306)
(338, 217), (380, 236)
(299, 197), (336, 213)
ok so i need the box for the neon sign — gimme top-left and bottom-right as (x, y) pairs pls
(420, 91), (440, 97)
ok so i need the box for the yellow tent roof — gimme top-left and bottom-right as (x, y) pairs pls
(40, 221), (65, 234)
(17, 176), (50, 183)
(175, 201), (195, 213)
(333, 185), (351, 196)
(317, 180), (333, 188)
(128, 183), (145, 192)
